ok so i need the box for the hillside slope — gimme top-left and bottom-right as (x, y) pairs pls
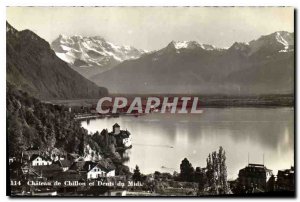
(6, 22), (108, 100)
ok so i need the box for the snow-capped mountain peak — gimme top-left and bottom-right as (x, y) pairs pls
(275, 31), (293, 52)
(201, 44), (216, 50)
(168, 40), (218, 51)
(248, 31), (294, 54)
(276, 32), (289, 47)
(51, 34), (147, 71)
(172, 41), (190, 49)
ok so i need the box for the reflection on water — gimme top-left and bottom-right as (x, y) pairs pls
(81, 108), (294, 179)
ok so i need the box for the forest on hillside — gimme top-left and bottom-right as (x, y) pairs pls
(6, 84), (124, 161)
(7, 84), (86, 156)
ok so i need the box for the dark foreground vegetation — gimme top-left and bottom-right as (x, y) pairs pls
(7, 84), (129, 168)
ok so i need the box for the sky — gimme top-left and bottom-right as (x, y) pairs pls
(6, 7), (294, 51)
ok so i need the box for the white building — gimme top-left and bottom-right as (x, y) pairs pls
(30, 155), (52, 166)
(87, 164), (115, 179)
(123, 136), (132, 148)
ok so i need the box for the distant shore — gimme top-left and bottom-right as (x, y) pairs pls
(45, 94), (294, 108)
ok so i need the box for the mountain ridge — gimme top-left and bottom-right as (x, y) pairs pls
(6, 22), (108, 100)
(90, 31), (294, 95)
(51, 34), (147, 78)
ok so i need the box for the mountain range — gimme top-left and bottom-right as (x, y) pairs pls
(51, 35), (147, 79)
(87, 31), (294, 95)
(7, 21), (294, 97)
(6, 22), (108, 100)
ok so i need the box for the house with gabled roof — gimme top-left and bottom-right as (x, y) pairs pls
(69, 160), (116, 179)
(30, 154), (52, 166)
(87, 162), (116, 179)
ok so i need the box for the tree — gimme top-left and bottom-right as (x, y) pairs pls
(154, 171), (161, 180)
(218, 146), (229, 194)
(46, 125), (56, 151)
(7, 85), (92, 156)
(7, 115), (25, 155)
(206, 146), (229, 194)
(132, 165), (142, 182)
(195, 167), (206, 192)
(180, 158), (195, 182)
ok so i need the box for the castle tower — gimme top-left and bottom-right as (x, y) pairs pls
(112, 123), (121, 135)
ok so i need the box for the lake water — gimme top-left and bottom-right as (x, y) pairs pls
(81, 107), (294, 179)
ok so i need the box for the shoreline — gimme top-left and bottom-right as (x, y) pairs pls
(44, 94), (294, 108)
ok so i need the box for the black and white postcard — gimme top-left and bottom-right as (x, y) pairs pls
(6, 6), (295, 197)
